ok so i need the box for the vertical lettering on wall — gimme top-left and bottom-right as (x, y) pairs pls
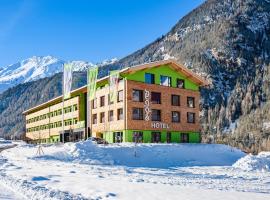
(144, 89), (151, 121)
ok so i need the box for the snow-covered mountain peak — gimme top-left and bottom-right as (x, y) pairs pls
(0, 55), (117, 93)
(0, 56), (63, 84)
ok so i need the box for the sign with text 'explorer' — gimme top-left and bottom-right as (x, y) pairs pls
(144, 89), (169, 129)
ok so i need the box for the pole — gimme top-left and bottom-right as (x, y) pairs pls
(62, 64), (64, 143)
(108, 76), (111, 144)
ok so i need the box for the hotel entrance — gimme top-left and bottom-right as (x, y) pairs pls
(113, 132), (123, 143)
(151, 132), (161, 143)
(181, 133), (189, 143)
(60, 129), (84, 143)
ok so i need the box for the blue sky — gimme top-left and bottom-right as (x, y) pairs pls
(0, 0), (205, 66)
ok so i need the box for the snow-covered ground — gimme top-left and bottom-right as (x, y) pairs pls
(0, 183), (24, 200)
(0, 140), (270, 200)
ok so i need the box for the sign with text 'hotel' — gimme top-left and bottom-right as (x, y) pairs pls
(144, 89), (169, 129)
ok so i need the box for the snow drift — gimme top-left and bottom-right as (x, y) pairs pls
(27, 141), (246, 168)
(233, 152), (270, 172)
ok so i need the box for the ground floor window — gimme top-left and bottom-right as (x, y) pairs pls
(181, 133), (189, 143)
(151, 132), (161, 143)
(133, 131), (143, 143)
(166, 132), (171, 143)
(114, 132), (123, 143)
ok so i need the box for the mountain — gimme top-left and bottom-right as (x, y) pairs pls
(0, 0), (270, 153)
(0, 56), (117, 93)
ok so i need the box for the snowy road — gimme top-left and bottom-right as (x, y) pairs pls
(0, 141), (270, 200)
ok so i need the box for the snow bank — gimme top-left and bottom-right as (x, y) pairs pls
(31, 141), (245, 168)
(233, 152), (270, 172)
(0, 138), (13, 149)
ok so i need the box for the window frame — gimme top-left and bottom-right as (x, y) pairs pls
(117, 108), (123, 120)
(132, 107), (144, 120)
(187, 97), (195, 108)
(151, 92), (161, 104)
(172, 111), (181, 123)
(177, 78), (185, 89)
(100, 96), (105, 107)
(100, 112), (105, 123)
(171, 94), (180, 106)
(117, 90), (123, 102)
(92, 114), (97, 124)
(187, 112), (196, 123)
(92, 98), (97, 109)
(160, 75), (171, 87)
(145, 73), (155, 84)
(108, 110), (114, 122)
(151, 109), (161, 121)
(132, 89), (143, 102)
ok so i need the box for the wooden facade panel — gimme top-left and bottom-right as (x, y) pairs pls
(126, 80), (200, 132)
(90, 81), (125, 135)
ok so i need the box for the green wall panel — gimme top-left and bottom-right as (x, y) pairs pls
(161, 131), (167, 143)
(171, 132), (180, 143)
(143, 130), (152, 143)
(189, 132), (200, 143)
(108, 130), (201, 144)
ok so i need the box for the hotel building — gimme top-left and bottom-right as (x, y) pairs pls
(23, 60), (207, 144)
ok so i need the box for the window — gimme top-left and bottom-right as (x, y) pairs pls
(108, 110), (114, 122)
(181, 133), (189, 143)
(160, 75), (171, 87)
(117, 108), (123, 120)
(152, 109), (161, 121)
(145, 73), (155, 84)
(132, 89), (143, 102)
(118, 90), (123, 102)
(108, 95), (114, 105)
(73, 118), (78, 124)
(133, 131), (143, 143)
(177, 79), (185, 89)
(73, 104), (78, 111)
(92, 114), (97, 124)
(187, 112), (195, 123)
(187, 97), (195, 108)
(100, 112), (105, 123)
(171, 95), (180, 106)
(100, 96), (105, 107)
(92, 98), (97, 109)
(172, 111), (180, 123)
(132, 108), (143, 120)
(151, 132), (161, 143)
(151, 92), (161, 104)
(167, 132), (171, 143)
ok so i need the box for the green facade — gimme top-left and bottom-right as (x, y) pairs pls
(122, 64), (199, 91)
(102, 130), (200, 144)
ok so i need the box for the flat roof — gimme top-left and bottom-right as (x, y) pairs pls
(23, 59), (209, 115)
